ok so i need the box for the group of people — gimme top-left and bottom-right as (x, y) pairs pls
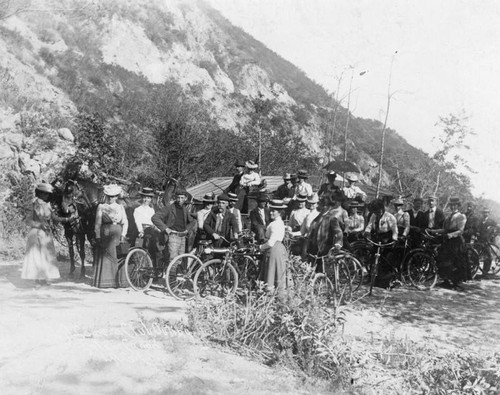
(22, 163), (497, 295)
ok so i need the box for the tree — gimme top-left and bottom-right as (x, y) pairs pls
(432, 111), (476, 195)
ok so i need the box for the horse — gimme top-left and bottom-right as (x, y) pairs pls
(52, 178), (103, 277)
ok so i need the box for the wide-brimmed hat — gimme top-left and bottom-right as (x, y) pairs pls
(227, 192), (238, 202)
(393, 198), (404, 206)
(448, 197), (461, 205)
(139, 187), (154, 197)
(283, 173), (292, 180)
(35, 183), (54, 194)
(257, 193), (269, 202)
(234, 160), (245, 168)
(217, 194), (230, 202)
(269, 199), (287, 210)
(103, 184), (122, 197)
(297, 169), (308, 179)
(245, 160), (258, 169)
(307, 193), (319, 204)
(346, 174), (359, 182)
(296, 193), (308, 202)
(202, 193), (216, 203)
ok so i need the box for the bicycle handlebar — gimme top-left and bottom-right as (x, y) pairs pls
(364, 238), (396, 248)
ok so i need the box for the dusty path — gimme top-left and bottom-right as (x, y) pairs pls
(343, 277), (500, 355)
(0, 260), (315, 395)
(1, 258), (499, 394)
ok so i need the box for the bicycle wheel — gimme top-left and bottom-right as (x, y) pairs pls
(333, 252), (364, 293)
(464, 246), (480, 280)
(311, 273), (334, 301)
(407, 251), (437, 290)
(478, 244), (500, 275)
(125, 248), (154, 291)
(193, 259), (239, 298)
(165, 253), (203, 300)
(333, 261), (352, 305)
(233, 255), (260, 290)
(350, 241), (373, 280)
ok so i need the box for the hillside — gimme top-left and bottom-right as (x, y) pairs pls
(0, 0), (474, 221)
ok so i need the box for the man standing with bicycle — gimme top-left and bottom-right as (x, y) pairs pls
(204, 194), (239, 247)
(152, 189), (194, 264)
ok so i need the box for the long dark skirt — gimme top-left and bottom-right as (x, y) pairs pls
(437, 237), (464, 284)
(263, 241), (288, 297)
(93, 224), (128, 288)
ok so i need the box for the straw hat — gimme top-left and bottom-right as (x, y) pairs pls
(227, 192), (238, 202)
(139, 187), (154, 197)
(35, 183), (54, 193)
(202, 193), (216, 203)
(346, 174), (359, 182)
(269, 199), (287, 210)
(245, 160), (258, 169)
(103, 184), (122, 197)
(307, 193), (319, 204)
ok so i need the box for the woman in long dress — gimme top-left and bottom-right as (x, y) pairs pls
(93, 184), (129, 288)
(259, 199), (288, 298)
(22, 183), (76, 284)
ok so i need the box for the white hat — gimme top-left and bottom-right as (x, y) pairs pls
(346, 174), (358, 182)
(35, 183), (54, 193)
(307, 193), (319, 204)
(269, 199), (287, 209)
(103, 184), (122, 196)
(245, 160), (258, 169)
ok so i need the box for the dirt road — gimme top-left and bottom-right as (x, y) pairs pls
(1, 258), (499, 394)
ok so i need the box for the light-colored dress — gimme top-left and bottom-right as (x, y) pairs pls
(261, 217), (288, 296)
(93, 202), (128, 288)
(22, 198), (63, 280)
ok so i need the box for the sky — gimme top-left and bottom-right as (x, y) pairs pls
(208, 0), (500, 201)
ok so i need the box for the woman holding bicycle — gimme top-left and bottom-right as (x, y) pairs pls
(259, 199), (288, 297)
(428, 197), (466, 288)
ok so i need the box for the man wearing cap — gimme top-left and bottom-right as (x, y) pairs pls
(293, 170), (313, 199)
(228, 192), (243, 233)
(478, 208), (497, 276)
(429, 197), (467, 287)
(249, 193), (270, 243)
(152, 188), (194, 262)
(204, 194), (239, 247)
(423, 196), (445, 231)
(342, 174), (367, 203)
(224, 161), (245, 195)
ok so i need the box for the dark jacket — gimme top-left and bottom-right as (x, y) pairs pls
(249, 206), (271, 242)
(274, 183), (294, 199)
(204, 209), (238, 243)
(422, 208), (445, 230)
(407, 209), (427, 230)
(151, 203), (194, 233)
(224, 172), (244, 194)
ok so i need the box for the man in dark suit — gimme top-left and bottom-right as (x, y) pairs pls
(249, 193), (270, 243)
(407, 197), (427, 247)
(204, 194), (239, 247)
(224, 161), (245, 195)
(422, 195), (445, 230)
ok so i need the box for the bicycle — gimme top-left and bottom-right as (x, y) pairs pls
(308, 248), (352, 306)
(192, 241), (240, 298)
(124, 231), (207, 300)
(362, 238), (396, 296)
(470, 234), (500, 276)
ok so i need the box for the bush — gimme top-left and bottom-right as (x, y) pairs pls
(187, 257), (354, 390)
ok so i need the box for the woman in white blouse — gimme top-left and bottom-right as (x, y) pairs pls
(259, 199), (288, 297)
